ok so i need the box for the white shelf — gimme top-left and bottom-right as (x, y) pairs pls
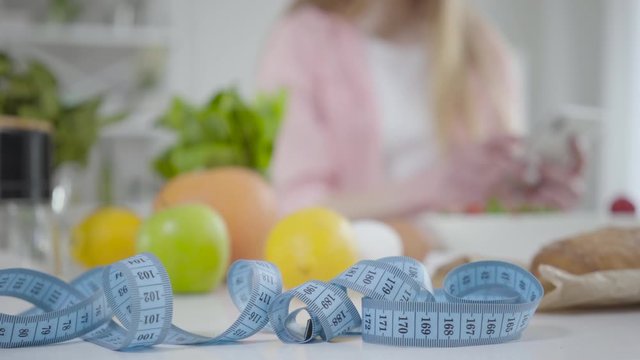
(0, 23), (170, 48)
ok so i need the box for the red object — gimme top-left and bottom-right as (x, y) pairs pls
(610, 196), (636, 214)
(464, 203), (485, 215)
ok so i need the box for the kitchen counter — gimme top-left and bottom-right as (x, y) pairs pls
(3, 287), (640, 360)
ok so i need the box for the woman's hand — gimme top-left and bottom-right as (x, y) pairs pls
(323, 135), (584, 219)
(400, 135), (525, 212)
(505, 135), (584, 210)
(401, 134), (585, 213)
(322, 135), (525, 218)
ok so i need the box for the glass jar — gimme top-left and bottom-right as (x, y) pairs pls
(0, 117), (60, 274)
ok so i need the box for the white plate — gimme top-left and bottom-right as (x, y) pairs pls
(417, 212), (638, 262)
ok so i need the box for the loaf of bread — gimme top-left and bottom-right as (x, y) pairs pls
(531, 227), (640, 290)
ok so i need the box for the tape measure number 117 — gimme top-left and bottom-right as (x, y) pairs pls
(0, 253), (543, 350)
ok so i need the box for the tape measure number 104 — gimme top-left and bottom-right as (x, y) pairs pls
(0, 253), (543, 350)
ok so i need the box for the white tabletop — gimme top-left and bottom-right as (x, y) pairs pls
(3, 288), (640, 360)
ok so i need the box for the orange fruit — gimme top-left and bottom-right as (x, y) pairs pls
(154, 167), (278, 261)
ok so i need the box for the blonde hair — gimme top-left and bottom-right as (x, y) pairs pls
(291, 0), (514, 148)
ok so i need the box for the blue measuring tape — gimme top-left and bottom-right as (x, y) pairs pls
(0, 254), (542, 349)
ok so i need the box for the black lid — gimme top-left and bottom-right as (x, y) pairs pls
(0, 120), (53, 201)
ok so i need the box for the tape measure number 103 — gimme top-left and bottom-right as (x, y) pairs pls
(0, 253), (543, 350)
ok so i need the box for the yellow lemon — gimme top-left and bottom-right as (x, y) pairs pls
(264, 207), (359, 288)
(72, 207), (142, 267)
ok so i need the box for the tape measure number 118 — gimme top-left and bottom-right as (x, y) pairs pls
(0, 254), (543, 350)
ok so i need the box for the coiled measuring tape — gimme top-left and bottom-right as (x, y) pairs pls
(0, 253), (281, 349)
(0, 254), (542, 349)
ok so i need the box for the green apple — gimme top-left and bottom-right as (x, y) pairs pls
(136, 204), (230, 293)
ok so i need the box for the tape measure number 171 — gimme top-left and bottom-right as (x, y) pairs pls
(0, 253), (543, 350)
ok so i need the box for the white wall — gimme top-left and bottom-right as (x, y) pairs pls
(472, 0), (606, 126)
(167, 0), (289, 101)
(632, 5), (640, 206)
(602, 1), (640, 208)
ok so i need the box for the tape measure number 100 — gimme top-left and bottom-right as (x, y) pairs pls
(0, 253), (543, 350)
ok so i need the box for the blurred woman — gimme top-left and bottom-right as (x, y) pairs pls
(258, 1), (582, 229)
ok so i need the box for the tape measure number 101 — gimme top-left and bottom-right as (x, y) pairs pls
(0, 253), (543, 350)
